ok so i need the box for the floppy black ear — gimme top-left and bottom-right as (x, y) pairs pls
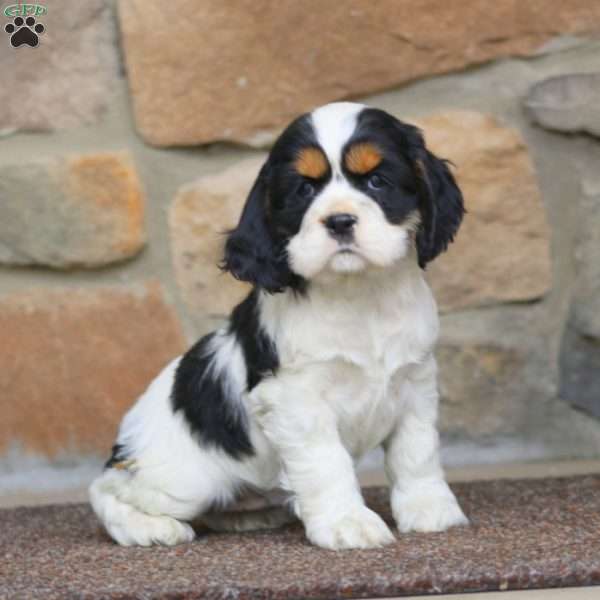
(413, 144), (465, 269)
(222, 162), (292, 293)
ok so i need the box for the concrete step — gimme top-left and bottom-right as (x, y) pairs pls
(2, 476), (600, 599)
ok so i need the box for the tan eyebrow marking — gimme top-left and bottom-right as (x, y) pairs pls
(294, 147), (328, 179)
(344, 142), (383, 175)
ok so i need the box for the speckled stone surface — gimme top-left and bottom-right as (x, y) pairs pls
(2, 476), (600, 599)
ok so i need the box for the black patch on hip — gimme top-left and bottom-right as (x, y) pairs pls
(171, 290), (278, 459)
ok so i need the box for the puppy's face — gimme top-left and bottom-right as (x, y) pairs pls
(280, 104), (422, 278)
(224, 103), (464, 291)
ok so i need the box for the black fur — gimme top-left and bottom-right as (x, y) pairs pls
(222, 162), (295, 293)
(353, 108), (464, 268)
(172, 333), (254, 458)
(105, 443), (127, 469)
(171, 291), (279, 458)
(343, 110), (421, 227)
(228, 290), (279, 390)
(413, 150), (464, 268)
(267, 113), (331, 237)
(222, 113), (323, 294)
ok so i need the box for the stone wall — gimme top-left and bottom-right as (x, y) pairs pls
(1, 1), (600, 481)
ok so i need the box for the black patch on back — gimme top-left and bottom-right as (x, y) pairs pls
(172, 291), (279, 459)
(172, 334), (254, 458)
(104, 443), (127, 469)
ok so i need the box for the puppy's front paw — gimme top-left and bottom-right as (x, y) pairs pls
(307, 506), (395, 550)
(393, 484), (468, 534)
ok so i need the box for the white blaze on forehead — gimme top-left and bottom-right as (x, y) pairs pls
(310, 102), (365, 170)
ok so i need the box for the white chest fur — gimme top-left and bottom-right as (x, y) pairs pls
(259, 261), (439, 378)
(255, 262), (440, 459)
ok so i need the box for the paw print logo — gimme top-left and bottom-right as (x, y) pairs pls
(4, 16), (45, 48)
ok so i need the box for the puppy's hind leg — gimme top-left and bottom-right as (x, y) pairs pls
(200, 507), (295, 533)
(199, 489), (296, 532)
(89, 467), (198, 547)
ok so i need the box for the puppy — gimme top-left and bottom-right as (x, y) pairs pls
(90, 102), (468, 550)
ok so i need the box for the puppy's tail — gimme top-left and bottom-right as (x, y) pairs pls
(89, 468), (195, 547)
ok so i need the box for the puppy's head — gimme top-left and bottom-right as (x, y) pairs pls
(223, 103), (464, 291)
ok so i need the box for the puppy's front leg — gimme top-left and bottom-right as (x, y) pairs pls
(254, 376), (395, 550)
(385, 356), (468, 533)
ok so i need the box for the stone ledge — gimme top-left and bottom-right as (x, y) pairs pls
(2, 476), (600, 599)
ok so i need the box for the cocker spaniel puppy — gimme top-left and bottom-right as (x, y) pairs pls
(90, 102), (468, 550)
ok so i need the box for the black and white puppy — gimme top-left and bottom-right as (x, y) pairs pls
(90, 102), (467, 550)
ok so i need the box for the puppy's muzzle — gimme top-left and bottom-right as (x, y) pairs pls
(323, 213), (358, 242)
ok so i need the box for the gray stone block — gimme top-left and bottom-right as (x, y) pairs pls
(559, 173), (600, 417)
(571, 177), (600, 339)
(525, 73), (600, 138)
(560, 324), (600, 418)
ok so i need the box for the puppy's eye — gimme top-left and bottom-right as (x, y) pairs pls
(367, 174), (386, 190)
(299, 181), (316, 198)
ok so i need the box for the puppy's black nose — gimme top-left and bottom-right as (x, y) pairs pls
(324, 213), (358, 238)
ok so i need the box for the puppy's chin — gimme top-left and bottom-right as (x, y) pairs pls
(288, 236), (410, 281)
(328, 251), (367, 273)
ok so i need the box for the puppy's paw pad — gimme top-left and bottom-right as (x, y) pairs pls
(308, 506), (395, 550)
(394, 490), (468, 533)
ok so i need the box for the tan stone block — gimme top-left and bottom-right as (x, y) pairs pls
(0, 151), (146, 268)
(0, 282), (186, 459)
(169, 158), (262, 317)
(118, 0), (600, 146)
(65, 153), (146, 259)
(417, 111), (552, 311)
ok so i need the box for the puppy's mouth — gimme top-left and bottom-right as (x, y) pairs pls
(335, 244), (359, 255)
(328, 244), (367, 273)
